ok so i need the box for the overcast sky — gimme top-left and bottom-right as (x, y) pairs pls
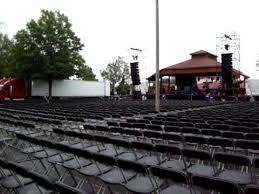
(1, 0), (259, 80)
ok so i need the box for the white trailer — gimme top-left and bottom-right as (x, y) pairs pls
(31, 80), (110, 97)
(246, 79), (259, 96)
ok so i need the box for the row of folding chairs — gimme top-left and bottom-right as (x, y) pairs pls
(13, 132), (259, 194)
(0, 157), (55, 194)
(81, 124), (259, 156)
(147, 117), (259, 128)
(49, 127), (259, 185)
(116, 121), (259, 134)
(1, 99), (228, 119)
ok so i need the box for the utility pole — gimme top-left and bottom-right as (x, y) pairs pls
(155, 0), (160, 112)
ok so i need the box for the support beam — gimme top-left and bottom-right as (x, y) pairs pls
(155, 0), (160, 112)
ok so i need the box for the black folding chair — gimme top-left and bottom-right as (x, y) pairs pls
(156, 144), (186, 171)
(151, 166), (191, 194)
(192, 175), (240, 194)
(214, 152), (252, 185)
(117, 159), (163, 194)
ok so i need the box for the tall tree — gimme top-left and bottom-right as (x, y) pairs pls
(12, 10), (86, 98)
(0, 33), (14, 77)
(75, 64), (97, 81)
(100, 56), (130, 93)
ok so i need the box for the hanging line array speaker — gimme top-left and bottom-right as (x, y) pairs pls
(221, 53), (233, 94)
(130, 62), (141, 86)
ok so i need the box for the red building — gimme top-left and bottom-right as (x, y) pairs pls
(147, 50), (248, 98)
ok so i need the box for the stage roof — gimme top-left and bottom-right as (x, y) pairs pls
(147, 50), (248, 81)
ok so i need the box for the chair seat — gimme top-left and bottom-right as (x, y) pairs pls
(47, 154), (74, 164)
(55, 181), (89, 194)
(248, 149), (259, 155)
(99, 168), (136, 184)
(137, 156), (159, 166)
(59, 140), (81, 146)
(62, 158), (91, 169)
(217, 170), (252, 185)
(33, 150), (58, 159)
(22, 146), (43, 154)
(99, 148), (123, 156)
(85, 145), (105, 153)
(79, 163), (111, 176)
(0, 168), (11, 178)
(125, 175), (163, 194)
(187, 165), (215, 176)
(160, 185), (193, 194)
(160, 160), (186, 171)
(16, 183), (53, 194)
(117, 152), (142, 161)
(70, 143), (90, 149)
(1, 175), (33, 189)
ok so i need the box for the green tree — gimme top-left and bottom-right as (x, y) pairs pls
(75, 64), (97, 81)
(12, 10), (86, 98)
(100, 56), (130, 93)
(0, 33), (14, 77)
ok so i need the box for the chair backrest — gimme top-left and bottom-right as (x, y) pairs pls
(151, 166), (187, 183)
(151, 120), (164, 125)
(245, 186), (259, 194)
(144, 131), (162, 139)
(52, 128), (66, 135)
(79, 133), (94, 141)
(235, 140), (259, 150)
(182, 148), (211, 161)
(117, 158), (147, 174)
(212, 124), (230, 131)
(39, 139), (56, 149)
(241, 122), (258, 128)
(94, 135), (111, 144)
(179, 122), (194, 127)
(214, 152), (251, 167)
(107, 121), (119, 127)
(246, 133), (259, 140)
(192, 119), (205, 124)
(124, 129), (142, 137)
(156, 144), (182, 156)
(192, 175), (240, 194)
(133, 123), (147, 129)
(162, 133), (182, 142)
(182, 127), (200, 134)
(110, 138), (131, 149)
(29, 170), (55, 190)
(195, 123), (211, 129)
(71, 147), (92, 159)
(222, 131), (244, 139)
(131, 141), (155, 152)
(83, 124), (96, 130)
(92, 152), (116, 166)
(224, 120), (240, 126)
(96, 125), (109, 132)
(110, 126), (124, 134)
(147, 124), (163, 131)
(183, 135), (207, 145)
(164, 126), (181, 133)
(201, 129), (221, 137)
(253, 158), (259, 168)
(120, 122), (132, 128)
(231, 126), (251, 133)
(208, 137), (233, 147)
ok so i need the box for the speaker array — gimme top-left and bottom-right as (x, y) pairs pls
(130, 62), (141, 86)
(221, 53), (233, 94)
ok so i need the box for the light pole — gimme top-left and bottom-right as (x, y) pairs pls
(155, 0), (160, 112)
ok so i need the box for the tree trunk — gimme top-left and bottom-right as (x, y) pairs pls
(24, 79), (28, 98)
(48, 80), (52, 100)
